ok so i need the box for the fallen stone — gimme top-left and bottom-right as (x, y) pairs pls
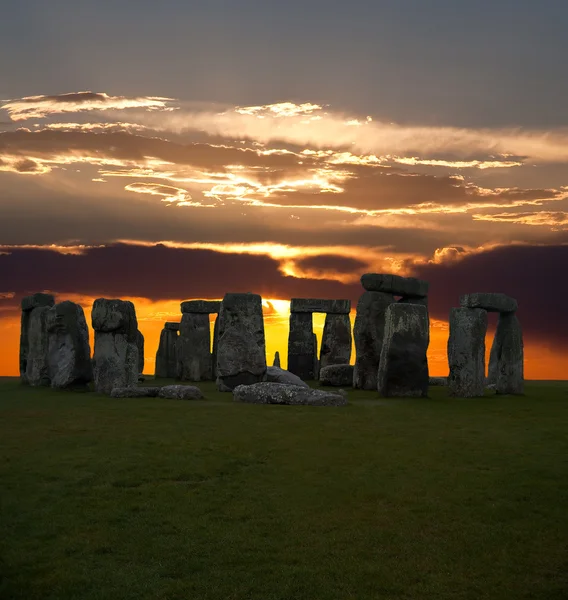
(428, 376), (448, 386)
(460, 293), (517, 314)
(273, 351), (281, 367)
(155, 324), (179, 378)
(20, 293), (55, 383)
(495, 313), (524, 395)
(361, 274), (429, 298)
(378, 303), (429, 397)
(136, 330), (144, 375)
(158, 385), (204, 400)
(25, 306), (52, 386)
(180, 300), (222, 314)
(319, 364), (354, 386)
(46, 301), (93, 390)
(447, 308), (487, 397)
(287, 312), (315, 380)
(353, 291), (394, 390)
(266, 366), (309, 388)
(110, 386), (161, 398)
(177, 312), (212, 381)
(233, 382), (348, 406)
(290, 298), (351, 314)
(320, 313), (352, 370)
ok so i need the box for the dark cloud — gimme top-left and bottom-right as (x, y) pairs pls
(295, 254), (367, 273)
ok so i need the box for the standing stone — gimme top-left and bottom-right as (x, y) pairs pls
(92, 299), (139, 395)
(378, 303), (429, 397)
(136, 330), (144, 375)
(211, 315), (220, 379)
(177, 312), (212, 381)
(495, 313), (524, 395)
(320, 313), (352, 370)
(487, 318), (505, 386)
(25, 305), (52, 386)
(273, 351), (281, 367)
(155, 322), (179, 378)
(353, 291), (394, 390)
(287, 312), (315, 380)
(216, 293), (267, 391)
(447, 308), (487, 398)
(20, 293), (55, 383)
(46, 301), (93, 390)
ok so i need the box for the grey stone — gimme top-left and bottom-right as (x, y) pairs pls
(110, 386), (161, 398)
(92, 299), (139, 395)
(155, 325), (178, 378)
(353, 291), (395, 390)
(136, 330), (144, 374)
(216, 293), (267, 391)
(21, 293), (55, 313)
(361, 273), (429, 298)
(181, 300), (221, 314)
(266, 366), (309, 388)
(319, 364), (354, 387)
(495, 313), (524, 395)
(378, 303), (429, 397)
(460, 293), (517, 314)
(165, 322), (180, 331)
(25, 306), (52, 386)
(158, 384), (204, 400)
(290, 298), (351, 314)
(233, 382), (348, 406)
(486, 383), (497, 392)
(487, 318), (505, 386)
(273, 351), (281, 367)
(211, 315), (220, 379)
(287, 312), (315, 380)
(447, 308), (487, 397)
(320, 313), (352, 370)
(429, 376), (448, 386)
(177, 312), (212, 381)
(45, 301), (93, 390)
(20, 293), (55, 383)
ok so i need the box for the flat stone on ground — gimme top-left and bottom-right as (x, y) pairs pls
(158, 385), (204, 400)
(361, 274), (429, 298)
(319, 364), (354, 387)
(233, 382), (348, 406)
(460, 293), (517, 313)
(110, 387), (161, 398)
(266, 366), (309, 388)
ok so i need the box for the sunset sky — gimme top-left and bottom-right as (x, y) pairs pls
(1, 0), (567, 379)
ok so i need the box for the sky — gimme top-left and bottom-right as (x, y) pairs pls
(1, 0), (567, 378)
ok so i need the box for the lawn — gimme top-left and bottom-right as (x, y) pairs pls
(1, 377), (567, 600)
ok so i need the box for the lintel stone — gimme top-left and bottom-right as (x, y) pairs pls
(290, 298), (351, 314)
(460, 293), (517, 313)
(180, 300), (222, 314)
(361, 274), (429, 298)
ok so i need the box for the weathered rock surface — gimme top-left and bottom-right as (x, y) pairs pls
(287, 312), (315, 380)
(273, 351), (281, 367)
(319, 364), (354, 387)
(216, 293), (267, 391)
(46, 301), (92, 390)
(266, 366), (309, 388)
(233, 382), (348, 406)
(158, 384), (204, 400)
(378, 303), (429, 397)
(25, 306), (52, 386)
(320, 313), (352, 370)
(180, 300), (221, 314)
(110, 386), (161, 398)
(155, 324), (179, 378)
(92, 299), (139, 395)
(361, 274), (429, 298)
(429, 376), (448, 386)
(353, 291), (394, 390)
(20, 293), (55, 383)
(290, 298), (350, 314)
(177, 312), (212, 381)
(447, 308), (487, 397)
(136, 330), (144, 374)
(495, 313), (524, 395)
(211, 315), (219, 379)
(460, 293), (517, 314)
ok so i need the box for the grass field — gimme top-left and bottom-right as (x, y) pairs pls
(1, 377), (567, 600)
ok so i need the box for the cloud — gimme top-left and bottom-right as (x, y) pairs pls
(472, 211), (568, 229)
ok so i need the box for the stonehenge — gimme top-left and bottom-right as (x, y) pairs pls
(273, 351), (281, 367)
(20, 293), (55, 385)
(319, 364), (354, 387)
(136, 330), (145, 375)
(155, 322), (179, 378)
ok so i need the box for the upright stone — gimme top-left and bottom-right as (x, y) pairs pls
(46, 301), (93, 390)
(92, 299), (139, 394)
(447, 308), (487, 398)
(136, 330), (144, 375)
(155, 322), (179, 378)
(353, 291), (394, 390)
(177, 312), (212, 381)
(495, 313), (524, 395)
(20, 293), (55, 383)
(320, 313), (352, 370)
(378, 303), (429, 397)
(212, 315), (220, 379)
(287, 312), (315, 380)
(273, 351), (281, 367)
(25, 305), (52, 386)
(487, 318), (505, 386)
(216, 293), (267, 391)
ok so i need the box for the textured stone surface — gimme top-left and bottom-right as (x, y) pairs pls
(460, 293), (517, 313)
(447, 308), (487, 398)
(287, 312), (315, 380)
(273, 351), (281, 367)
(320, 314), (352, 370)
(177, 312), (212, 381)
(46, 301), (93, 390)
(20, 293), (55, 382)
(180, 300), (222, 314)
(266, 366), (309, 388)
(378, 303), (429, 397)
(92, 299), (139, 395)
(353, 291), (395, 390)
(319, 364), (354, 387)
(155, 325), (178, 378)
(165, 322), (180, 331)
(136, 330), (144, 374)
(233, 382), (348, 406)
(158, 384), (204, 400)
(216, 293), (267, 391)
(495, 313), (524, 395)
(361, 274), (429, 298)
(211, 315), (220, 379)
(290, 298), (351, 314)
(429, 376), (448, 386)
(487, 316), (505, 385)
(25, 306), (52, 386)
(110, 386), (161, 398)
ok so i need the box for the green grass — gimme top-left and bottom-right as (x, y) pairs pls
(1, 377), (568, 600)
